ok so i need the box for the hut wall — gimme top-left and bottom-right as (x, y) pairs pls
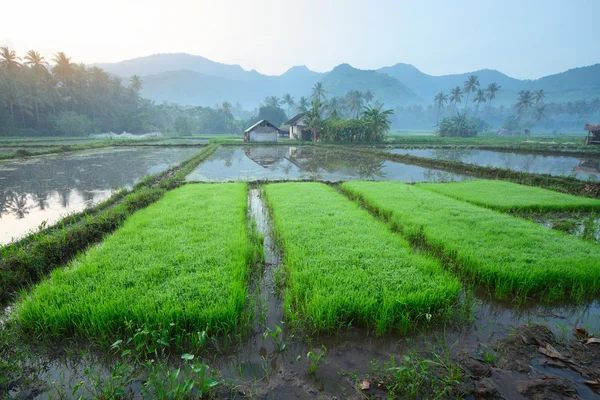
(248, 126), (279, 142)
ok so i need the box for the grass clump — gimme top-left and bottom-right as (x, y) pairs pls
(264, 182), (461, 334)
(417, 179), (600, 212)
(17, 183), (254, 338)
(342, 181), (600, 299)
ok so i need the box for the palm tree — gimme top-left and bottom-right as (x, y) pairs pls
(264, 96), (281, 108)
(485, 82), (501, 122)
(282, 93), (295, 117)
(533, 104), (547, 122)
(449, 86), (462, 115)
(347, 90), (364, 118)
(24, 50), (49, 77)
(51, 52), (74, 83)
(534, 89), (545, 105)
(433, 91), (448, 125)
(0, 47), (23, 119)
(304, 100), (325, 142)
(22, 69), (47, 125)
(463, 75), (479, 113)
(514, 90), (535, 119)
(129, 75), (143, 92)
(298, 96), (309, 112)
(311, 82), (327, 103)
(364, 90), (375, 105)
(473, 89), (487, 114)
(361, 104), (394, 141)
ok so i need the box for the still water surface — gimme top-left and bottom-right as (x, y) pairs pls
(0, 147), (198, 244)
(389, 148), (600, 181)
(186, 146), (469, 182)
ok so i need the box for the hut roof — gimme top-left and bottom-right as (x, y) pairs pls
(284, 113), (307, 126)
(244, 120), (280, 133)
(585, 124), (600, 132)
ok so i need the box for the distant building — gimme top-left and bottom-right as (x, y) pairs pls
(244, 120), (280, 142)
(285, 113), (308, 140)
(585, 124), (600, 145)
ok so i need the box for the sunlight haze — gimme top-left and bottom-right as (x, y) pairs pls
(2, 0), (599, 78)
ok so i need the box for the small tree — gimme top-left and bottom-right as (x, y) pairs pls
(437, 114), (477, 137)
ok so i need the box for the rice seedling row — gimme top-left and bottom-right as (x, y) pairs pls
(17, 183), (256, 338)
(264, 182), (461, 334)
(417, 179), (600, 212)
(341, 181), (600, 299)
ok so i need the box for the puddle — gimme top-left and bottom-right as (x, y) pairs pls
(186, 146), (470, 182)
(387, 148), (600, 181)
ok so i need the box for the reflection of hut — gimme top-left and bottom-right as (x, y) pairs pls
(244, 120), (279, 142)
(585, 124), (600, 145)
(244, 146), (286, 167)
(573, 159), (600, 175)
(285, 113), (309, 140)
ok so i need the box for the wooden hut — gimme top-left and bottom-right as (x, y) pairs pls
(585, 124), (600, 145)
(244, 120), (280, 142)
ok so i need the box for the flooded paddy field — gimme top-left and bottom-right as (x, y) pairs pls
(186, 145), (469, 182)
(387, 147), (600, 181)
(0, 146), (198, 244)
(4, 184), (600, 399)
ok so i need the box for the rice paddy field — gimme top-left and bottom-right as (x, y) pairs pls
(17, 183), (255, 337)
(418, 179), (600, 212)
(3, 141), (600, 399)
(264, 182), (460, 333)
(342, 181), (600, 299)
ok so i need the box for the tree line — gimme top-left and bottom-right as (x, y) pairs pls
(253, 83), (393, 142)
(0, 47), (239, 137)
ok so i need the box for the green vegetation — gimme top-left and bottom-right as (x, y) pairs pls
(342, 181), (600, 299)
(0, 145), (218, 304)
(0, 48), (241, 137)
(437, 114), (479, 137)
(418, 180), (600, 212)
(344, 147), (600, 198)
(264, 182), (461, 334)
(17, 183), (255, 337)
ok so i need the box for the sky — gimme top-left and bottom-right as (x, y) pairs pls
(2, 0), (599, 79)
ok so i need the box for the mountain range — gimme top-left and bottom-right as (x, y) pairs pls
(95, 53), (600, 110)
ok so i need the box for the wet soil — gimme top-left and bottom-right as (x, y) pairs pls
(3, 187), (600, 399)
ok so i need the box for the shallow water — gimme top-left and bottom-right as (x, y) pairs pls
(388, 148), (600, 181)
(7, 188), (600, 399)
(0, 146), (198, 244)
(186, 146), (469, 182)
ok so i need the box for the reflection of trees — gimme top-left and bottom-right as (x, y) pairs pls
(432, 149), (474, 163)
(0, 147), (196, 219)
(1, 191), (35, 219)
(287, 147), (386, 180)
(423, 169), (455, 182)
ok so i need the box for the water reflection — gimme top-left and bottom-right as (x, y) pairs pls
(186, 146), (469, 182)
(389, 148), (600, 181)
(0, 147), (198, 244)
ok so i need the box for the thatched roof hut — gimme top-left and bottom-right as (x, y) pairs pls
(585, 124), (600, 145)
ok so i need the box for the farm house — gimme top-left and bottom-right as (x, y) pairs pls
(285, 113), (309, 140)
(585, 124), (600, 145)
(244, 120), (280, 142)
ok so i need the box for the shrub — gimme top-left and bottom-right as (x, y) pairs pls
(437, 114), (478, 137)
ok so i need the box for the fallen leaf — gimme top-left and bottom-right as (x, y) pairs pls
(585, 338), (600, 345)
(584, 378), (600, 387)
(360, 380), (370, 391)
(538, 343), (567, 361)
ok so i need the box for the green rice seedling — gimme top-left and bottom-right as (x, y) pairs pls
(264, 182), (461, 334)
(417, 179), (600, 212)
(342, 181), (600, 299)
(17, 183), (256, 339)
